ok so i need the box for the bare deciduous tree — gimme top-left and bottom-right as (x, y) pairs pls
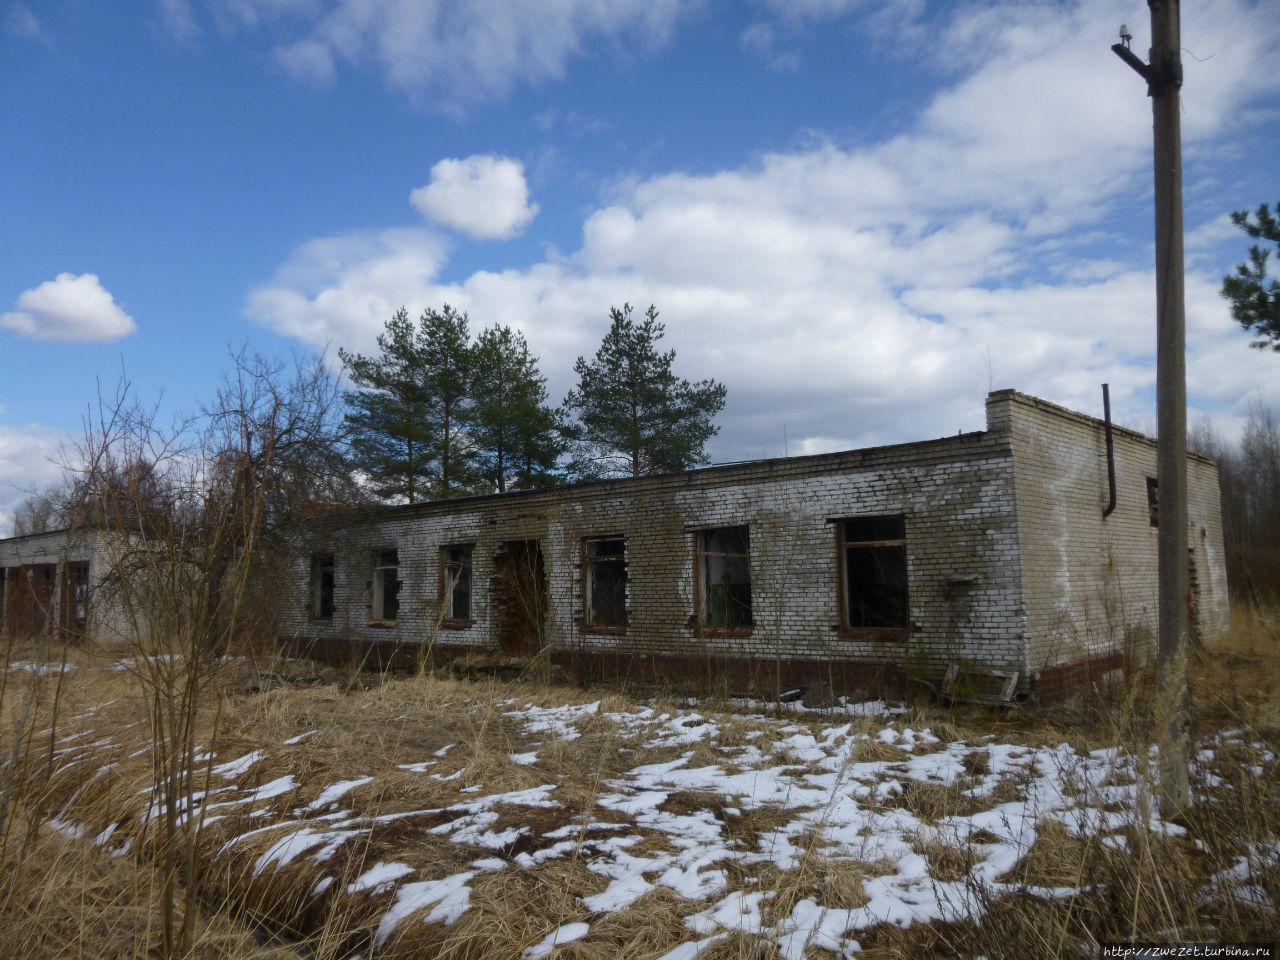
(65, 348), (357, 958)
(1189, 401), (1280, 606)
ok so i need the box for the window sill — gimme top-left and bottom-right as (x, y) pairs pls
(835, 626), (911, 641)
(696, 625), (755, 639)
(440, 619), (474, 630)
(582, 623), (626, 636)
(366, 620), (397, 629)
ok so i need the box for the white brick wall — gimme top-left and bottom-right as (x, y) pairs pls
(283, 419), (1028, 678)
(279, 391), (1230, 691)
(994, 391), (1229, 675)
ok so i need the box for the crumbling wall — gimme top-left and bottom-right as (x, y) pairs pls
(281, 425), (1028, 691)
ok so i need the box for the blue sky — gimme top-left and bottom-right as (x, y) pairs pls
(2, 0), (1277, 533)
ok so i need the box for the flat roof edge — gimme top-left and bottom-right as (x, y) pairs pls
(313, 427), (1007, 526)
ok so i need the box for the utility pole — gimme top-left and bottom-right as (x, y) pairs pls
(1113, 1), (1190, 813)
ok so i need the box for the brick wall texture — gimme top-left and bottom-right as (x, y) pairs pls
(279, 391), (1229, 698)
(0, 528), (134, 642)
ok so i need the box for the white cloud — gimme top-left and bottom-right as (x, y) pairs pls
(217, 0), (319, 28)
(275, 38), (335, 85)
(0, 421), (72, 538)
(245, 228), (450, 350)
(157, 0), (198, 39)
(4, 4), (48, 43)
(759, 0), (870, 23)
(739, 22), (800, 72)
(410, 156), (539, 240)
(218, 0), (693, 106)
(1, 273), (137, 342)
(247, 0), (1280, 458)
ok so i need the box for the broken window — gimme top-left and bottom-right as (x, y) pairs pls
(442, 545), (473, 623)
(698, 526), (753, 631)
(1147, 477), (1159, 527)
(62, 561), (89, 637)
(841, 515), (909, 630)
(310, 552), (335, 620)
(369, 549), (400, 623)
(584, 537), (627, 629)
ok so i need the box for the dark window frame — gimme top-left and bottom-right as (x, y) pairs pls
(582, 536), (628, 633)
(369, 548), (400, 626)
(310, 552), (335, 621)
(440, 544), (474, 627)
(1146, 477), (1159, 527)
(694, 526), (754, 637)
(837, 515), (910, 639)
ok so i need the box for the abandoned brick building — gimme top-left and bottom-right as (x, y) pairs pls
(0, 527), (112, 642)
(0, 391), (1228, 699)
(279, 390), (1228, 700)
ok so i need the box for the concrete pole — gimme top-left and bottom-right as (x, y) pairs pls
(1113, 1), (1190, 813)
(1150, 0), (1191, 813)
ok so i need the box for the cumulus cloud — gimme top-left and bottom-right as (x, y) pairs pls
(0, 421), (71, 537)
(410, 156), (539, 240)
(1, 273), (137, 342)
(247, 0), (1280, 458)
(245, 228), (450, 349)
(219, 0), (692, 106)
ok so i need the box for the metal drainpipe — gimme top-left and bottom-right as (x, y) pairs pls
(1102, 383), (1117, 519)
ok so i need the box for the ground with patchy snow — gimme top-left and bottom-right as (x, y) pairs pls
(16, 662), (1280, 958)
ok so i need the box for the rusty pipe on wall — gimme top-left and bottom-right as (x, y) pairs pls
(1102, 383), (1117, 519)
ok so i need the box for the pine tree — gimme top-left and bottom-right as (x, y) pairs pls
(340, 304), (475, 502)
(470, 324), (564, 492)
(563, 303), (726, 479)
(339, 308), (434, 503)
(419, 304), (474, 497)
(1222, 202), (1280, 351)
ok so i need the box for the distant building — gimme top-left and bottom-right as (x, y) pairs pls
(0, 527), (113, 642)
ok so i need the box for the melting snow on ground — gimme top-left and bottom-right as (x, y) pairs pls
(33, 695), (1278, 958)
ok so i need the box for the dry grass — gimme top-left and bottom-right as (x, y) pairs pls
(3, 606), (1279, 958)
(0, 812), (301, 960)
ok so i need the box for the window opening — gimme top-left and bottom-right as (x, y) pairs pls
(311, 552), (335, 620)
(698, 527), (752, 630)
(841, 515), (909, 629)
(443, 546), (473, 622)
(370, 549), (400, 622)
(584, 537), (627, 629)
(61, 561), (90, 637)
